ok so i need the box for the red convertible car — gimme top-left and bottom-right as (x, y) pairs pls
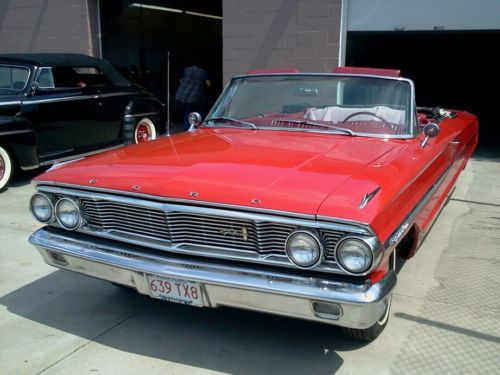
(28, 67), (478, 341)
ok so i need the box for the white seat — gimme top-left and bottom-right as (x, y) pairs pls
(305, 105), (406, 125)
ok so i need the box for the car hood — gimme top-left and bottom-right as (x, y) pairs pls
(35, 128), (406, 219)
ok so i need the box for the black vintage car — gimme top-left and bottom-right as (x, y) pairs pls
(0, 53), (165, 190)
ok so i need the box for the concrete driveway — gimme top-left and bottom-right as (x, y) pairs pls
(1, 159), (499, 375)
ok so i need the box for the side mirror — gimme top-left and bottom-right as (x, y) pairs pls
(421, 123), (440, 148)
(188, 112), (202, 132)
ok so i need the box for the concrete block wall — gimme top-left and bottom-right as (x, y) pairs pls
(0, 0), (100, 56)
(223, 0), (342, 83)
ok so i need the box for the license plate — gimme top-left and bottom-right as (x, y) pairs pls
(146, 275), (203, 307)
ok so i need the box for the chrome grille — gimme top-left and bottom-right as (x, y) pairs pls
(81, 198), (170, 241)
(166, 212), (295, 254)
(70, 197), (346, 263)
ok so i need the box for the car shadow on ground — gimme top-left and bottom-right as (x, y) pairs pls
(7, 167), (47, 189)
(0, 269), (376, 374)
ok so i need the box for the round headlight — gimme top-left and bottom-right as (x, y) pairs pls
(285, 231), (322, 268)
(336, 237), (373, 274)
(30, 193), (54, 223)
(55, 198), (81, 230)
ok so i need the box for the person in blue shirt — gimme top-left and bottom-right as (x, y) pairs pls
(175, 61), (211, 130)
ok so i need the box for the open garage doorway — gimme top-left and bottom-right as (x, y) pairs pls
(99, 0), (222, 127)
(346, 31), (500, 158)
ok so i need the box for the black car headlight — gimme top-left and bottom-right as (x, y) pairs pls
(55, 197), (82, 230)
(29, 193), (54, 223)
(336, 237), (373, 274)
(285, 230), (323, 268)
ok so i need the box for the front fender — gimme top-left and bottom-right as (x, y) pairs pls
(0, 116), (39, 169)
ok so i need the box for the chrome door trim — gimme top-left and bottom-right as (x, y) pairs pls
(124, 111), (161, 118)
(99, 92), (132, 98)
(33, 94), (98, 104)
(0, 100), (22, 106)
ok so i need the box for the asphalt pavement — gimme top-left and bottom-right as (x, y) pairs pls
(0, 158), (499, 374)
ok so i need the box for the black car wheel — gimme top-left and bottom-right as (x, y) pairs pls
(134, 118), (157, 144)
(341, 251), (395, 342)
(0, 145), (13, 191)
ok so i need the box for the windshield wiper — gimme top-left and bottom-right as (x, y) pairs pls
(274, 119), (354, 135)
(204, 116), (257, 129)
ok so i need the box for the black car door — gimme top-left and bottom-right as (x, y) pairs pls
(97, 83), (135, 141)
(23, 66), (103, 162)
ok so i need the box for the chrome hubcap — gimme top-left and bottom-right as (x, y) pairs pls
(136, 122), (152, 143)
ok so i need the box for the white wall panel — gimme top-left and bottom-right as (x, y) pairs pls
(348, 0), (500, 31)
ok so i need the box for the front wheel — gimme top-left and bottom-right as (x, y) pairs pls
(134, 118), (157, 144)
(341, 252), (395, 341)
(0, 146), (13, 191)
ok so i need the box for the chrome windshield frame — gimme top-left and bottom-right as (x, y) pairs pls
(205, 73), (417, 139)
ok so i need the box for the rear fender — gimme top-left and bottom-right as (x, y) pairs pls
(122, 98), (165, 143)
(0, 117), (39, 169)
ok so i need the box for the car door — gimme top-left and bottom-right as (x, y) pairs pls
(26, 66), (102, 162)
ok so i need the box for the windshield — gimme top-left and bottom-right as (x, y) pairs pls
(206, 75), (414, 137)
(0, 65), (30, 92)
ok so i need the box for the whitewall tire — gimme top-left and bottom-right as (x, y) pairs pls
(134, 118), (157, 144)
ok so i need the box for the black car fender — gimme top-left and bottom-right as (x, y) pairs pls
(122, 97), (165, 144)
(0, 116), (39, 170)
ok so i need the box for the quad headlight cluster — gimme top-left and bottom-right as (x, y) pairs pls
(285, 229), (375, 274)
(30, 193), (82, 230)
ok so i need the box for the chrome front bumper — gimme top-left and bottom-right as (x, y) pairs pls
(29, 228), (396, 329)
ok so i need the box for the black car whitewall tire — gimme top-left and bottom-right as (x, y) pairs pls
(134, 118), (157, 144)
(341, 251), (396, 341)
(0, 145), (13, 191)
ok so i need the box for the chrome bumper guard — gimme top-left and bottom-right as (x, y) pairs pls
(29, 228), (396, 329)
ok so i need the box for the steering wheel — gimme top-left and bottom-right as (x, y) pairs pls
(343, 111), (390, 127)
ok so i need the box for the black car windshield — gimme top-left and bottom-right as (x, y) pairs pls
(0, 65), (30, 92)
(206, 74), (414, 137)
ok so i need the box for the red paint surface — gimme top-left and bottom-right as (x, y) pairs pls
(333, 66), (401, 77)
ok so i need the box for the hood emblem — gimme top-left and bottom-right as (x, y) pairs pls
(131, 185), (141, 191)
(189, 192), (199, 198)
(251, 198), (261, 205)
(89, 179), (97, 184)
(218, 226), (249, 242)
(359, 187), (380, 209)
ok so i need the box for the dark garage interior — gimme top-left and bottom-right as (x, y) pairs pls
(99, 0), (222, 124)
(346, 30), (500, 158)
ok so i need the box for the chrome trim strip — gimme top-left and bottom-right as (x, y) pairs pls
(33, 94), (98, 104)
(385, 166), (451, 249)
(40, 144), (124, 166)
(0, 129), (32, 136)
(124, 111), (161, 118)
(0, 101), (22, 106)
(99, 92), (132, 98)
(29, 227), (397, 329)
